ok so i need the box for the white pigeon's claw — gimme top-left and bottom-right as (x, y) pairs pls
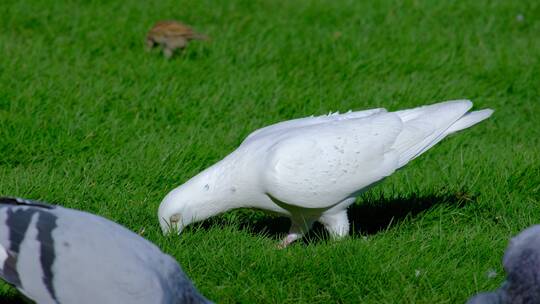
(158, 100), (493, 245)
(278, 233), (303, 249)
(0, 197), (212, 304)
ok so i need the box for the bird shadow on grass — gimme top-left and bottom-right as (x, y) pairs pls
(191, 190), (476, 245)
(0, 290), (31, 304)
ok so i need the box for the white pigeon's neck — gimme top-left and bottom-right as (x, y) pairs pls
(175, 158), (249, 225)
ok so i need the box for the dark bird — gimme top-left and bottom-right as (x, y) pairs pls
(468, 225), (540, 304)
(0, 197), (212, 304)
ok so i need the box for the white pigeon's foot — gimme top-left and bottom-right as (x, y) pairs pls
(319, 211), (350, 239)
(277, 233), (302, 249)
(277, 218), (314, 249)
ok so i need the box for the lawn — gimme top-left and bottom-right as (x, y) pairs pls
(1, 0), (539, 302)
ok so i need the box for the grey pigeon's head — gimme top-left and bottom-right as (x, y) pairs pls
(501, 225), (540, 303)
(503, 225), (540, 276)
(467, 225), (540, 304)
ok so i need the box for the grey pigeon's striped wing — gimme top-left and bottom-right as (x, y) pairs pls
(0, 207), (34, 286)
(0, 198), (59, 302)
(0, 197), (212, 304)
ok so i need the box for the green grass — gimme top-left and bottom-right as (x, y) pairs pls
(1, 0), (539, 302)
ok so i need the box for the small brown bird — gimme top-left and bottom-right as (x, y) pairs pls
(146, 20), (208, 58)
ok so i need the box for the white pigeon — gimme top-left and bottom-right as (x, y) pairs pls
(0, 197), (211, 304)
(158, 100), (493, 247)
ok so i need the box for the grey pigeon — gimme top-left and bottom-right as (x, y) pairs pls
(0, 197), (211, 304)
(467, 225), (540, 304)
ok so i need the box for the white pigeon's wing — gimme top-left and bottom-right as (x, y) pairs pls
(242, 107), (387, 146)
(261, 112), (403, 209)
(259, 100), (491, 210)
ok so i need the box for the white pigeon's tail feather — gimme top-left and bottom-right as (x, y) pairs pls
(410, 108), (494, 161)
(444, 109), (494, 135)
(391, 100), (493, 168)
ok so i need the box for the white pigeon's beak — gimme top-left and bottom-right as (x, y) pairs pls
(159, 213), (184, 235)
(158, 187), (190, 235)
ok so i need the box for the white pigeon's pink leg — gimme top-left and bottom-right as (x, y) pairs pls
(319, 210), (349, 239)
(278, 218), (314, 248)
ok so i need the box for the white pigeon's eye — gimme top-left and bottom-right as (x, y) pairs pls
(170, 213), (181, 224)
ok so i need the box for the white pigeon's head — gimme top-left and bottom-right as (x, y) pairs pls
(158, 165), (237, 235)
(158, 188), (194, 235)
